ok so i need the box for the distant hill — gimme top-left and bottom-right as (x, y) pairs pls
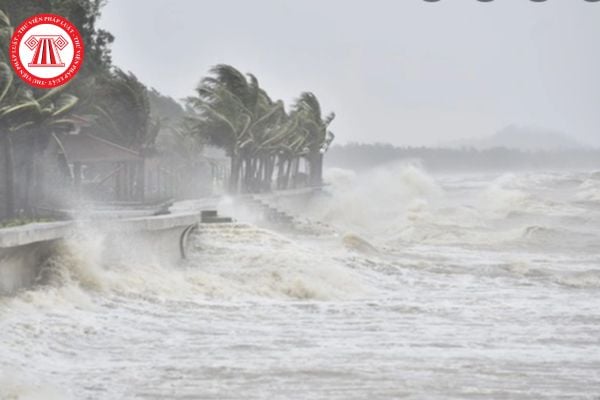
(445, 125), (582, 151)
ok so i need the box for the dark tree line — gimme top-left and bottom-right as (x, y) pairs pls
(327, 143), (600, 172)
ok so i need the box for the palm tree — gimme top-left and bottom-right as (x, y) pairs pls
(242, 89), (285, 192)
(292, 92), (335, 187)
(20, 88), (78, 214)
(81, 69), (160, 201)
(272, 111), (308, 189)
(90, 69), (158, 152)
(0, 69), (79, 219)
(0, 12), (44, 218)
(185, 64), (282, 193)
(0, 10), (79, 219)
(185, 65), (252, 192)
(0, 63), (31, 219)
(185, 65), (336, 194)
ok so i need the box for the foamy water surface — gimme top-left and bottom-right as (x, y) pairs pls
(1, 167), (600, 399)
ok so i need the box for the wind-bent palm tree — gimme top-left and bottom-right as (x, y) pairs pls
(21, 87), (79, 214)
(0, 72), (79, 218)
(0, 10), (18, 219)
(184, 64), (335, 194)
(80, 69), (161, 201)
(185, 64), (282, 193)
(242, 89), (286, 192)
(90, 69), (159, 153)
(0, 10), (80, 219)
(292, 92), (335, 187)
(0, 63), (31, 219)
(184, 65), (252, 192)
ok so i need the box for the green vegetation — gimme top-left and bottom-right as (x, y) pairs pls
(0, 0), (335, 224)
(0, 216), (54, 228)
(0, 7), (80, 219)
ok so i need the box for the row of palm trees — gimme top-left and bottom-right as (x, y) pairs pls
(1, 8), (335, 221)
(183, 64), (335, 194)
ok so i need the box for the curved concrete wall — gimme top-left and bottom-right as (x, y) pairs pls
(0, 213), (201, 296)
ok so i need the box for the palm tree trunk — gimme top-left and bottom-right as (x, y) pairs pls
(276, 156), (285, 189)
(308, 151), (324, 187)
(251, 157), (259, 192)
(256, 156), (265, 192)
(229, 155), (241, 194)
(250, 157), (257, 193)
(292, 157), (300, 188)
(23, 134), (38, 217)
(1, 133), (16, 220)
(283, 158), (292, 190)
(264, 155), (274, 191)
(244, 157), (255, 193)
(136, 158), (145, 202)
(242, 158), (248, 193)
(24, 157), (34, 216)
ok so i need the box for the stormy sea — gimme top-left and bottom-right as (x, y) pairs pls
(1, 166), (600, 399)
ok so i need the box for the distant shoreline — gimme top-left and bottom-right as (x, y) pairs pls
(326, 143), (600, 172)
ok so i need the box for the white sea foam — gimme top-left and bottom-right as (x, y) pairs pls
(1, 170), (600, 399)
(0, 371), (68, 400)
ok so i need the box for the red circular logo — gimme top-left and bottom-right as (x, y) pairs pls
(9, 14), (84, 89)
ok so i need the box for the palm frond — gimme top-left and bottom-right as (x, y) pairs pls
(0, 62), (13, 104)
(0, 10), (10, 29)
(51, 94), (78, 116)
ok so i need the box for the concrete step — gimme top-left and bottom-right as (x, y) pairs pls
(241, 197), (297, 226)
(200, 210), (218, 218)
(201, 216), (233, 224)
(200, 209), (233, 224)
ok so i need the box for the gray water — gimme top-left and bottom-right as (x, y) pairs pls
(1, 166), (600, 399)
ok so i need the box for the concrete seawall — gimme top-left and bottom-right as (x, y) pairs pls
(0, 188), (325, 296)
(0, 213), (201, 295)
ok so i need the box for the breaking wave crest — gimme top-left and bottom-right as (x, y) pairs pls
(2, 223), (370, 311)
(186, 224), (368, 300)
(497, 262), (600, 288)
(554, 269), (600, 289)
(312, 163), (442, 237)
(576, 178), (600, 202)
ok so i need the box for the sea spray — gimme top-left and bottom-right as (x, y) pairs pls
(310, 163), (442, 237)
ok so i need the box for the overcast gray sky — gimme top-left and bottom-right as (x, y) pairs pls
(100, 0), (600, 147)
